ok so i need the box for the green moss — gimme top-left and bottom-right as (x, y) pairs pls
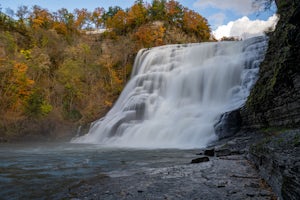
(261, 127), (291, 136)
(250, 137), (271, 154)
(293, 134), (300, 146)
(277, 0), (290, 11)
(276, 138), (284, 145)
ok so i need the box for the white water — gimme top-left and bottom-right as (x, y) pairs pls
(72, 36), (267, 149)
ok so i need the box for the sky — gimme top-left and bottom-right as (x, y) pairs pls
(0, 0), (278, 40)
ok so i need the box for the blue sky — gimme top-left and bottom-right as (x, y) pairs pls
(0, 0), (277, 39)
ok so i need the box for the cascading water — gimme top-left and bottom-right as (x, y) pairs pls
(72, 36), (267, 149)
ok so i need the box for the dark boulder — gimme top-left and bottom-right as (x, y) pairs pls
(214, 109), (242, 139)
(204, 149), (215, 157)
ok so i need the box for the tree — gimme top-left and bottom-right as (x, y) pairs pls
(91, 7), (104, 29)
(107, 10), (128, 34)
(102, 6), (122, 24)
(134, 23), (166, 48)
(5, 8), (14, 18)
(16, 6), (29, 26)
(149, 0), (167, 21)
(74, 8), (89, 29)
(127, 3), (148, 28)
(29, 6), (53, 29)
(182, 10), (210, 41)
(253, 0), (275, 10)
(5, 63), (35, 112)
(24, 89), (52, 117)
(165, 0), (183, 23)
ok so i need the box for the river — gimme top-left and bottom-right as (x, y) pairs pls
(0, 143), (197, 199)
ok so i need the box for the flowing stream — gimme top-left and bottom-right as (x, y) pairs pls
(72, 36), (268, 148)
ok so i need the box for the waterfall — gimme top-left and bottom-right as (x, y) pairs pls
(72, 36), (267, 149)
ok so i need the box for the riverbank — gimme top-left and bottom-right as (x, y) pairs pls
(1, 129), (299, 199)
(59, 130), (300, 199)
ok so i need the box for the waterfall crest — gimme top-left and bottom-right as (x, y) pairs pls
(72, 36), (267, 149)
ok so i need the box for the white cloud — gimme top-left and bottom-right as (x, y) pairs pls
(213, 14), (279, 40)
(194, 0), (260, 15)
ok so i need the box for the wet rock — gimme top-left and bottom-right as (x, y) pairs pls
(217, 181), (227, 188)
(289, 4), (300, 25)
(249, 130), (300, 199)
(204, 149), (215, 157)
(215, 148), (232, 157)
(246, 192), (255, 197)
(191, 156), (209, 164)
(196, 151), (204, 155)
(241, 0), (300, 129)
(62, 140), (277, 200)
(282, 168), (300, 200)
(214, 109), (242, 139)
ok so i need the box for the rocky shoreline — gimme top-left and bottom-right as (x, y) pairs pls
(53, 130), (300, 199)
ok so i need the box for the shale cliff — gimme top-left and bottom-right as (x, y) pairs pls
(236, 1), (300, 199)
(242, 0), (300, 128)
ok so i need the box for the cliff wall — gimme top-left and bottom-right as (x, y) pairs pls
(241, 0), (300, 129)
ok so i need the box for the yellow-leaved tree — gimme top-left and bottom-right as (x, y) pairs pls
(134, 22), (166, 48)
(182, 10), (211, 41)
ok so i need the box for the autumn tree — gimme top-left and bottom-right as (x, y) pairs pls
(6, 63), (34, 112)
(134, 22), (166, 48)
(24, 89), (52, 117)
(0, 2), (214, 139)
(149, 0), (167, 21)
(73, 8), (89, 29)
(182, 10), (210, 41)
(91, 7), (104, 29)
(127, 3), (148, 29)
(16, 6), (29, 26)
(102, 6), (122, 25)
(165, 0), (183, 24)
(106, 9), (128, 34)
(29, 6), (53, 29)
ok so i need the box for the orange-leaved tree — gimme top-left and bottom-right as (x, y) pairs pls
(29, 6), (53, 30)
(106, 10), (128, 34)
(134, 22), (166, 48)
(182, 10), (211, 41)
(7, 63), (35, 112)
(127, 3), (148, 29)
(165, 0), (183, 24)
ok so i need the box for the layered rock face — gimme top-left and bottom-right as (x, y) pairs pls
(227, 1), (300, 199)
(249, 130), (300, 200)
(242, 0), (300, 129)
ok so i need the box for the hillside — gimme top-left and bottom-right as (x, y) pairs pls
(0, 0), (212, 141)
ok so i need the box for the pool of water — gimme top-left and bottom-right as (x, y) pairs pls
(0, 143), (197, 199)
